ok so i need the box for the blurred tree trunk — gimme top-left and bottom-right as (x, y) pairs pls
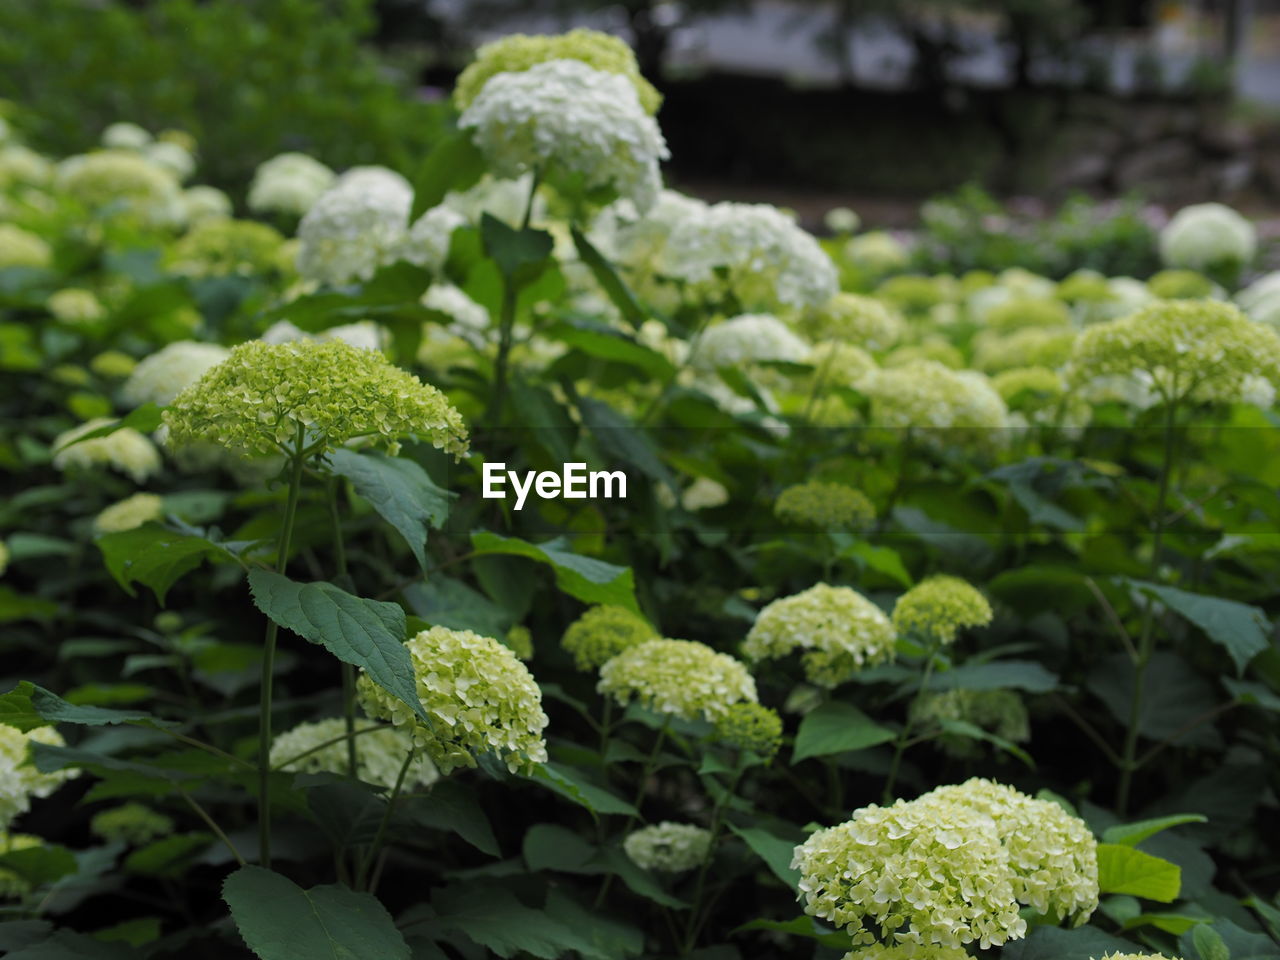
(624, 0), (671, 81)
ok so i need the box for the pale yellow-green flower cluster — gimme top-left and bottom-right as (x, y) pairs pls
(167, 217), (286, 277)
(808, 342), (877, 391)
(358, 627), (548, 775)
(892, 575), (992, 646)
(973, 327), (1075, 374)
(89, 802), (174, 846)
(0, 725), (75, 831)
(1147, 269), (1216, 300)
(1095, 954), (1182, 960)
(911, 689), (1029, 759)
(1068, 299), (1280, 409)
(713, 702), (783, 759)
(865, 362), (1009, 448)
(919, 779), (1098, 923)
(803, 293), (904, 351)
(56, 150), (185, 227)
(455, 28), (662, 116)
(47, 288), (106, 325)
(295, 166), (413, 286)
(1159, 202), (1255, 273)
(0, 223), (51, 269)
(775, 481), (875, 531)
(624, 821), (712, 873)
(248, 152), (336, 217)
(270, 717), (438, 790)
(793, 795), (1027, 951)
(982, 297), (1071, 333)
(52, 419), (162, 483)
(94, 493), (165, 534)
(744, 584), (895, 688)
(842, 944), (970, 960)
(0, 541), (8, 577)
(694, 314), (810, 371)
(560, 604), (658, 672)
(121, 340), (231, 407)
(163, 339), (468, 458)
(597, 638), (757, 722)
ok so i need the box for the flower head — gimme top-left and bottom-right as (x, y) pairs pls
(183, 185), (232, 223)
(296, 166), (413, 285)
(52, 419), (162, 483)
(920, 779), (1098, 922)
(983, 297), (1072, 333)
(94, 493), (165, 534)
(744, 584), (895, 688)
(163, 339), (468, 458)
(911, 690), (1029, 759)
(807, 342), (877, 391)
(803, 293), (904, 351)
(846, 231), (909, 274)
(973, 327), (1076, 374)
(694, 314), (809, 370)
(1067, 299), (1280, 408)
(1095, 954), (1182, 960)
(624, 822), (712, 872)
(865, 362), (1008, 450)
(713, 702), (783, 759)
(1147, 269), (1216, 300)
(0, 725), (76, 831)
(793, 797), (1026, 951)
(90, 802), (174, 845)
(776, 482), (875, 531)
(598, 638), (757, 722)
(1160, 202), (1255, 273)
(892, 575), (992, 645)
(121, 340), (231, 407)
(843, 945), (970, 960)
(681, 476), (730, 511)
(47, 289), (105, 325)
(56, 150), (185, 227)
(459, 59), (669, 213)
(357, 626), (548, 774)
(248, 152), (337, 217)
(0, 144), (54, 189)
(402, 205), (467, 274)
(561, 604), (658, 671)
(270, 717), (438, 789)
(101, 122), (151, 151)
(0, 224), (51, 269)
(456, 28), (661, 115)
(168, 218), (285, 277)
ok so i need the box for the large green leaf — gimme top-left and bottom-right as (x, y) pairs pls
(574, 394), (675, 490)
(926, 659), (1058, 693)
(222, 864), (410, 960)
(5, 930), (141, 959)
(731, 917), (850, 951)
(480, 213), (553, 283)
(728, 824), (802, 891)
(415, 883), (612, 959)
(403, 576), (511, 639)
(470, 532), (638, 611)
(54, 404), (165, 451)
(999, 924), (1137, 960)
(543, 321), (673, 380)
(247, 571), (427, 725)
(569, 226), (647, 329)
(791, 701), (895, 763)
(0, 681), (169, 732)
(936, 718), (1034, 766)
(523, 823), (596, 873)
(1103, 814), (1209, 847)
(1130, 580), (1272, 674)
(96, 524), (223, 603)
(0, 844), (78, 886)
(398, 780), (499, 856)
(1181, 920), (1280, 960)
(523, 762), (639, 818)
(541, 889), (644, 959)
(1096, 843), (1181, 902)
(409, 133), (485, 220)
(1088, 652), (1220, 747)
(327, 449), (452, 570)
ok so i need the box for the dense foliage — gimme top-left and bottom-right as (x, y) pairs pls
(3, 27), (1280, 960)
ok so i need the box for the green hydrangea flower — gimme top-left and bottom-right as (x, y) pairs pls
(164, 339), (468, 458)
(1095, 954), (1183, 960)
(624, 821), (712, 872)
(743, 584), (895, 689)
(455, 28), (662, 115)
(876, 274), (955, 314)
(358, 626), (548, 775)
(561, 604), (658, 672)
(882, 340), (965, 370)
(983, 296), (1072, 333)
(803, 293), (904, 351)
(1067, 299), (1280, 408)
(807, 342), (877, 391)
(1147, 269), (1216, 300)
(775, 481), (875, 531)
(793, 796), (1027, 951)
(910, 689), (1030, 759)
(713, 702), (783, 759)
(865, 362), (1008, 451)
(90, 351), (136, 378)
(892, 575), (992, 646)
(920, 779), (1098, 923)
(0, 224), (51, 269)
(973, 327), (1076, 374)
(94, 493), (165, 534)
(89, 802), (174, 846)
(48, 288), (106, 325)
(121, 341), (231, 407)
(1159, 202), (1255, 274)
(1056, 269), (1113, 304)
(56, 149), (185, 227)
(503, 625), (534, 661)
(167, 217), (285, 277)
(992, 366), (1064, 407)
(843, 944), (970, 960)
(270, 717), (437, 790)
(597, 638), (757, 722)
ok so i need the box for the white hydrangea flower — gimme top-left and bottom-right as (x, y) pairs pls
(94, 493), (165, 534)
(1159, 202), (1256, 272)
(121, 341), (231, 407)
(681, 477), (730, 512)
(422, 283), (490, 346)
(624, 822), (712, 872)
(47, 289), (105, 324)
(0, 726), (77, 831)
(144, 141), (195, 182)
(598, 638), (758, 722)
(260, 319), (386, 352)
(442, 173), (545, 226)
(1238, 271), (1280, 327)
(658, 201), (837, 312)
(248, 152), (337, 217)
(183, 185), (232, 223)
(270, 717), (438, 790)
(0, 224), (51, 270)
(0, 145), (54, 187)
(591, 189), (708, 270)
(693, 314), (809, 370)
(52, 419), (162, 483)
(101, 122), (152, 151)
(296, 166), (413, 286)
(402, 205), (467, 274)
(459, 59), (669, 213)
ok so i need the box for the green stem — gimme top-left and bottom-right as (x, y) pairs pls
(486, 169), (542, 428)
(257, 424), (307, 868)
(179, 789), (245, 867)
(594, 719), (670, 909)
(681, 763), (745, 954)
(1115, 398), (1179, 814)
(358, 747), (416, 890)
(326, 478), (358, 781)
(884, 644), (938, 803)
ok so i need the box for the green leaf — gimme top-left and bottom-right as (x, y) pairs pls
(1223, 678), (1280, 713)
(936, 718), (1034, 767)
(543, 321), (674, 380)
(523, 823), (596, 873)
(0, 844), (78, 886)
(731, 917), (850, 951)
(999, 925), (1138, 960)
(54, 404), (165, 451)
(416, 883), (604, 959)
(95, 524), (223, 603)
(246, 571), (427, 726)
(542, 888), (644, 959)
(398, 780), (499, 856)
(1103, 814), (1209, 846)
(223, 864), (410, 960)
(522, 762), (638, 817)
(1191, 924), (1232, 960)
(327, 449), (452, 570)
(0, 681), (169, 732)
(409, 133), (485, 220)
(596, 846), (686, 908)
(480, 213), (553, 282)
(838, 540), (913, 588)
(1096, 842), (1182, 902)
(124, 834), (211, 876)
(92, 917), (162, 948)
(575, 394), (675, 489)
(1181, 919), (1280, 960)
(0, 585), (59, 624)
(403, 577), (511, 639)
(1129, 580), (1272, 674)
(926, 660), (1058, 693)
(727, 824), (802, 891)
(570, 226), (647, 329)
(791, 701), (895, 763)
(470, 532), (638, 611)
(4, 930), (142, 959)
(305, 780), (384, 848)
(1124, 914), (1209, 936)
